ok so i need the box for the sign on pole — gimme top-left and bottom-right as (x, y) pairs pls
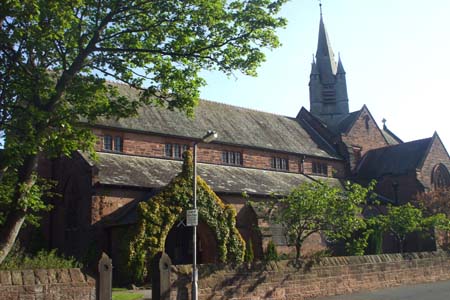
(186, 209), (198, 226)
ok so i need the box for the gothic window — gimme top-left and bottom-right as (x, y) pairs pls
(364, 115), (370, 130)
(432, 164), (450, 189)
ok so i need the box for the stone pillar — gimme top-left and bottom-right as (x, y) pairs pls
(98, 252), (112, 300)
(152, 252), (172, 300)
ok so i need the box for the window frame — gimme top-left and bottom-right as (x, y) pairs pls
(271, 157), (288, 171)
(221, 151), (243, 166)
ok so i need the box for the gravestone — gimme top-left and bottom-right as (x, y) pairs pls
(98, 252), (112, 300)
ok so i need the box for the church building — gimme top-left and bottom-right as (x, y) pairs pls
(43, 12), (450, 274)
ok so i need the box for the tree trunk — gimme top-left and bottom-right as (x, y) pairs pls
(295, 241), (302, 261)
(0, 210), (27, 264)
(0, 155), (38, 264)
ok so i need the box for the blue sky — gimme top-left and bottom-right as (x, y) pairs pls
(200, 0), (450, 150)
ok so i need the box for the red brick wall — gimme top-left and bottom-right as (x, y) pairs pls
(342, 110), (388, 157)
(417, 135), (450, 189)
(92, 127), (345, 178)
(168, 252), (450, 300)
(91, 187), (147, 223)
(374, 174), (424, 205)
(0, 269), (95, 300)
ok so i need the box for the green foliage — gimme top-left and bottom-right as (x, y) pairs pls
(366, 225), (383, 255)
(257, 181), (374, 260)
(264, 240), (278, 262)
(126, 151), (245, 282)
(0, 0), (287, 261)
(372, 203), (450, 253)
(0, 243), (81, 270)
(244, 239), (254, 263)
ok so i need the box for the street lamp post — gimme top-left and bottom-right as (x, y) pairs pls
(192, 130), (217, 300)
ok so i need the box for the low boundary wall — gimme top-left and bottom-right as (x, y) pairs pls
(169, 252), (450, 300)
(0, 268), (96, 300)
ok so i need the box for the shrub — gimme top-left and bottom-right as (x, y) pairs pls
(0, 243), (81, 270)
(244, 239), (254, 263)
(264, 240), (278, 262)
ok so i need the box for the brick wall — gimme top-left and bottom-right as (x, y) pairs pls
(417, 135), (450, 189)
(93, 127), (345, 178)
(0, 268), (95, 300)
(168, 252), (450, 300)
(342, 110), (388, 157)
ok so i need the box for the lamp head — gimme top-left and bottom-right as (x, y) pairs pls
(202, 130), (218, 143)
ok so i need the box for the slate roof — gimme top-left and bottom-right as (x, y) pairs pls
(355, 138), (432, 179)
(334, 110), (360, 134)
(94, 84), (340, 159)
(381, 125), (403, 146)
(85, 152), (342, 196)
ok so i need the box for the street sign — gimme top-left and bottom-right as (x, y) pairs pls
(186, 209), (198, 226)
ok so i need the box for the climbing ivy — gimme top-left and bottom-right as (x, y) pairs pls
(127, 150), (245, 282)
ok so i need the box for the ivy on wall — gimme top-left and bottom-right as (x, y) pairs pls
(126, 150), (245, 282)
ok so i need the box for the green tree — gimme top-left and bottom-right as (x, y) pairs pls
(0, 0), (288, 263)
(262, 181), (373, 260)
(375, 203), (428, 253)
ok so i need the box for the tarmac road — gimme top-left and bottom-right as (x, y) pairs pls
(316, 280), (450, 300)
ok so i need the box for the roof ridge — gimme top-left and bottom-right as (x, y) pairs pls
(366, 137), (432, 154)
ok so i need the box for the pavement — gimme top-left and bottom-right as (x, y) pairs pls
(315, 280), (450, 300)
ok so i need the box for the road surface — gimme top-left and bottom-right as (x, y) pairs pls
(316, 280), (450, 300)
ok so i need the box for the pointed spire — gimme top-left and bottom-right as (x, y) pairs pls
(337, 53), (346, 74)
(316, 10), (337, 80)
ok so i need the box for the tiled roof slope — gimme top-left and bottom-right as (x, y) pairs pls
(334, 110), (360, 134)
(86, 152), (342, 196)
(381, 125), (403, 146)
(356, 138), (432, 179)
(94, 84), (340, 159)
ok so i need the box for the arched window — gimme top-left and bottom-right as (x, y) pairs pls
(432, 164), (450, 189)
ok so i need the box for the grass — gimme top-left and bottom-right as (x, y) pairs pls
(112, 291), (144, 300)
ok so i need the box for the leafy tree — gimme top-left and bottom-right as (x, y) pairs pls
(0, 0), (288, 263)
(374, 203), (435, 253)
(259, 181), (373, 260)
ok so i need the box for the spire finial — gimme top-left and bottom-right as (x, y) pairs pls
(382, 118), (387, 128)
(319, 0), (323, 17)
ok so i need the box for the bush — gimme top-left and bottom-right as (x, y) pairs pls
(244, 239), (254, 263)
(0, 243), (81, 270)
(264, 240), (278, 262)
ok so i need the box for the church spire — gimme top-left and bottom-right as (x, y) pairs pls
(316, 11), (337, 81)
(308, 4), (349, 126)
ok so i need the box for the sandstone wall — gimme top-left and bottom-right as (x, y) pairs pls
(0, 268), (95, 300)
(169, 252), (450, 300)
